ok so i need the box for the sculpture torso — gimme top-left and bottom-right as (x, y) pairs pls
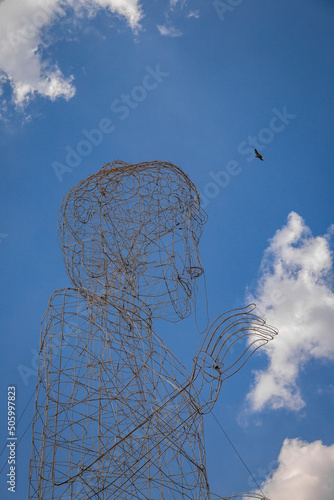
(29, 287), (209, 499)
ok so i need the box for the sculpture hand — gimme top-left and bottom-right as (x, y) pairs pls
(189, 304), (277, 414)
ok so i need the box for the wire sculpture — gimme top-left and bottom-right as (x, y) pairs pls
(28, 160), (277, 499)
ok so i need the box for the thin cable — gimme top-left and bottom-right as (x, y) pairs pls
(211, 411), (266, 497)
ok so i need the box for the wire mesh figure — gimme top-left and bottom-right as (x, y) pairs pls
(28, 160), (277, 500)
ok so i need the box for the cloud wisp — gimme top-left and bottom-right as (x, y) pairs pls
(157, 24), (182, 37)
(246, 211), (334, 412)
(0, 0), (142, 107)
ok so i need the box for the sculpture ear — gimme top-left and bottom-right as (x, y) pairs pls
(200, 304), (277, 383)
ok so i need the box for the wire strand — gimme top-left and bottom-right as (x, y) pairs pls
(211, 410), (266, 497)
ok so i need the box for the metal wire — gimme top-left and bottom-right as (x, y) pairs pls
(28, 160), (277, 499)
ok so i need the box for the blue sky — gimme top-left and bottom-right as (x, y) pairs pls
(1, 0), (334, 498)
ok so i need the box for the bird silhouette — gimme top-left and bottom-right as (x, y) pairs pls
(255, 149), (264, 161)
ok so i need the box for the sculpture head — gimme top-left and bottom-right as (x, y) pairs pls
(58, 160), (207, 320)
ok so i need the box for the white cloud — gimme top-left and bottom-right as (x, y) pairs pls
(0, 0), (142, 107)
(169, 0), (185, 6)
(157, 24), (182, 37)
(73, 0), (142, 28)
(259, 438), (334, 500)
(246, 211), (334, 411)
(188, 10), (200, 19)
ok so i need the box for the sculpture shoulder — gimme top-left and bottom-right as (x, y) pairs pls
(42, 288), (87, 320)
(44, 288), (122, 317)
(41, 289), (189, 381)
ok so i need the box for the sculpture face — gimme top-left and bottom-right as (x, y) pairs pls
(59, 161), (207, 319)
(137, 211), (205, 318)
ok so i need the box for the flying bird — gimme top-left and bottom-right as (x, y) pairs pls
(254, 149), (264, 161)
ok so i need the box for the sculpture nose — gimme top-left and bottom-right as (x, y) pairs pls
(186, 244), (204, 279)
(189, 266), (204, 279)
